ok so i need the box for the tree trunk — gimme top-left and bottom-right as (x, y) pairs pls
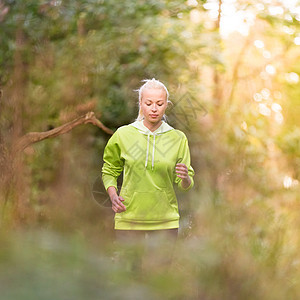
(8, 19), (29, 224)
(1, 110), (112, 226)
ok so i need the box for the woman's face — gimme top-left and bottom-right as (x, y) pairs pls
(140, 88), (167, 124)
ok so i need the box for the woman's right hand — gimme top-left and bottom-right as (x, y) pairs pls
(107, 186), (126, 213)
(110, 194), (126, 213)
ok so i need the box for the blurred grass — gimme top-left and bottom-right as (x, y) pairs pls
(0, 229), (158, 300)
(1, 185), (300, 300)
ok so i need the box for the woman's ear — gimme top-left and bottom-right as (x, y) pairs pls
(167, 100), (173, 108)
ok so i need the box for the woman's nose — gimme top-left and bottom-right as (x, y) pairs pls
(152, 104), (157, 111)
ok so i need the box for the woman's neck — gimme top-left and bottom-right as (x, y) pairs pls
(142, 120), (162, 132)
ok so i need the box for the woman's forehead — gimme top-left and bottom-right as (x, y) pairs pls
(141, 88), (167, 100)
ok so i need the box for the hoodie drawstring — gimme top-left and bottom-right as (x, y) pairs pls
(145, 133), (150, 169)
(152, 134), (155, 170)
(145, 133), (156, 170)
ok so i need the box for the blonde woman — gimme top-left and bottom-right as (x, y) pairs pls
(101, 78), (195, 271)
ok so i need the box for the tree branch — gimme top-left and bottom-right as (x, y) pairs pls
(15, 111), (113, 152)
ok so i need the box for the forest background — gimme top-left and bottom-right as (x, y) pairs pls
(0, 0), (300, 299)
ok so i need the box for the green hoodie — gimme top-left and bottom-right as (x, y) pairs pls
(101, 119), (195, 230)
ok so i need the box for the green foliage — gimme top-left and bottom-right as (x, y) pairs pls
(1, 0), (300, 298)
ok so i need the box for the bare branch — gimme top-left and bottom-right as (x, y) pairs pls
(15, 111), (113, 152)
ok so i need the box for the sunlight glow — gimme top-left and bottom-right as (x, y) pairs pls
(253, 93), (263, 102)
(294, 37), (300, 45)
(254, 40), (265, 48)
(285, 72), (299, 84)
(274, 112), (284, 124)
(254, 98), (284, 124)
(204, 0), (300, 38)
(284, 176), (293, 188)
(283, 175), (299, 189)
(256, 3), (265, 11)
(241, 121), (248, 131)
(261, 88), (271, 99)
(187, 0), (198, 7)
(263, 50), (272, 59)
(221, 10), (255, 37)
(266, 64), (276, 75)
(258, 103), (271, 116)
(271, 103), (282, 113)
(190, 9), (202, 23)
(285, 14), (293, 21)
(204, 0), (255, 37)
(283, 26), (295, 35)
(268, 6), (284, 16)
(203, 1), (219, 20)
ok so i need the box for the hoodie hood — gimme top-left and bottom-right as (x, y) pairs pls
(129, 120), (174, 170)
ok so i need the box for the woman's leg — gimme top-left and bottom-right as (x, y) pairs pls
(143, 228), (179, 271)
(113, 229), (179, 274)
(113, 230), (146, 274)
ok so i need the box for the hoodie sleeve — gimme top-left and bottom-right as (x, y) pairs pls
(101, 130), (124, 192)
(174, 133), (195, 192)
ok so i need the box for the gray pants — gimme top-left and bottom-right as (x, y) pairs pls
(113, 229), (178, 274)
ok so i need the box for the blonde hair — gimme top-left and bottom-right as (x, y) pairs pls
(135, 78), (172, 122)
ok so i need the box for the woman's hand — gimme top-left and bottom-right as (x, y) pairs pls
(175, 163), (191, 189)
(107, 186), (126, 213)
(110, 194), (126, 213)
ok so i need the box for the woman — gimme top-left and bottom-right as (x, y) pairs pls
(101, 78), (195, 271)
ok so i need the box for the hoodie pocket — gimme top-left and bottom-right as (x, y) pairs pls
(123, 190), (176, 221)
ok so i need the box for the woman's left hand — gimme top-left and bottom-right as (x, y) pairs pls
(175, 163), (191, 189)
